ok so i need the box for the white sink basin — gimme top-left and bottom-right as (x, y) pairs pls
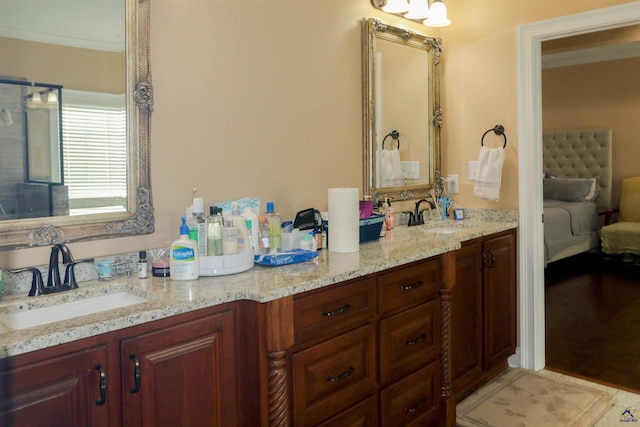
(0, 292), (148, 331)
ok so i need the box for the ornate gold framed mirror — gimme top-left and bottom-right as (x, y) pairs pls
(0, 0), (153, 249)
(362, 18), (442, 203)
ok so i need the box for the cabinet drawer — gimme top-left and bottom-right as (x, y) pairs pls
(378, 259), (440, 315)
(294, 276), (377, 343)
(379, 300), (441, 385)
(316, 395), (379, 427)
(381, 362), (440, 427)
(292, 324), (377, 426)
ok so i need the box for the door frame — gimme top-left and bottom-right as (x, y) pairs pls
(516, 1), (640, 371)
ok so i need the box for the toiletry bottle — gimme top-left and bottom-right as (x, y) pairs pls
(231, 202), (252, 253)
(170, 216), (200, 280)
(258, 215), (271, 254)
(206, 206), (223, 256)
(187, 197), (206, 256)
(138, 251), (148, 279)
(387, 198), (395, 229)
(265, 202), (282, 252)
(242, 207), (259, 251)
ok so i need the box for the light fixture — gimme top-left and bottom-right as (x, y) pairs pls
(371, 0), (451, 27)
(31, 90), (42, 103)
(424, 0), (451, 27)
(405, 0), (429, 20)
(382, 0), (409, 13)
(47, 90), (58, 104)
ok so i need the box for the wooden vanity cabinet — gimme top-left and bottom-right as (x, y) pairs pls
(449, 229), (516, 401)
(288, 259), (441, 426)
(0, 303), (238, 427)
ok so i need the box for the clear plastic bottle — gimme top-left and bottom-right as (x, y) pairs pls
(187, 197), (206, 256)
(265, 202), (282, 253)
(206, 206), (223, 256)
(258, 214), (271, 254)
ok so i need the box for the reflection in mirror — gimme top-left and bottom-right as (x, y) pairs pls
(362, 18), (441, 203)
(0, 0), (154, 249)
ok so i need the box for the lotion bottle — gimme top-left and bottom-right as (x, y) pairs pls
(170, 216), (200, 280)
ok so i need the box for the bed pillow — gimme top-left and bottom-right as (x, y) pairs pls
(543, 176), (600, 202)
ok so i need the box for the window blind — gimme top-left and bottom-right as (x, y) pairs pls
(61, 90), (127, 207)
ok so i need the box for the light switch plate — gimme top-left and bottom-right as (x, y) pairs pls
(401, 161), (420, 180)
(468, 161), (479, 181)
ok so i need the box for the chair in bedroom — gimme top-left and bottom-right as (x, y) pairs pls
(600, 176), (640, 258)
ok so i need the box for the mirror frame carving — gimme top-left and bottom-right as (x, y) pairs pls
(0, 0), (154, 250)
(362, 18), (442, 203)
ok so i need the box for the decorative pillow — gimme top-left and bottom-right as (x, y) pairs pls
(543, 176), (600, 202)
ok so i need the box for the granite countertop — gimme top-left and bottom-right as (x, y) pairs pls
(0, 218), (517, 359)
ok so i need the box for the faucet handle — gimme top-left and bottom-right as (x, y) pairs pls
(63, 259), (93, 289)
(10, 267), (44, 297)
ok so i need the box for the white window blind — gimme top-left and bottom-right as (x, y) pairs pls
(61, 90), (127, 207)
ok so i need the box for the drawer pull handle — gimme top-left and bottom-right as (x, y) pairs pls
(129, 353), (141, 394)
(400, 281), (423, 291)
(322, 303), (351, 317)
(405, 333), (426, 346)
(405, 398), (426, 413)
(95, 363), (107, 406)
(326, 366), (355, 382)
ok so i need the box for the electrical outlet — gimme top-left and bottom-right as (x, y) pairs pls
(468, 161), (479, 181)
(401, 161), (420, 180)
(447, 174), (459, 193)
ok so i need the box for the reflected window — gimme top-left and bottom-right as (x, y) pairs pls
(61, 90), (127, 215)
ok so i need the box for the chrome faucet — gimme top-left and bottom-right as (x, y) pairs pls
(47, 243), (75, 288)
(408, 198), (435, 226)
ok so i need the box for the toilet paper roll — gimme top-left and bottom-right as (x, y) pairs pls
(328, 188), (360, 253)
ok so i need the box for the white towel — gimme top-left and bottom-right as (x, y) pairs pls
(0, 107), (12, 126)
(379, 148), (405, 187)
(473, 146), (505, 202)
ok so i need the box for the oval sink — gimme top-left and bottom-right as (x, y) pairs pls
(0, 292), (148, 331)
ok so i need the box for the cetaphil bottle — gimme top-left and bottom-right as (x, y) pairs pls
(170, 216), (200, 280)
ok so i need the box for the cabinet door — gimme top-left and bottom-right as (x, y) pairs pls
(483, 232), (516, 371)
(450, 241), (483, 396)
(0, 344), (110, 427)
(121, 309), (236, 427)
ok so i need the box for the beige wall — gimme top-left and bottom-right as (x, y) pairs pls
(542, 56), (640, 205)
(1, 0), (635, 268)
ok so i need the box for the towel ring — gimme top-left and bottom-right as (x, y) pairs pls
(481, 124), (507, 148)
(382, 130), (400, 149)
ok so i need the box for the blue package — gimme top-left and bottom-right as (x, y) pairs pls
(254, 249), (319, 266)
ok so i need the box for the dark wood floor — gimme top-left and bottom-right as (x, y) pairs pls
(545, 252), (640, 392)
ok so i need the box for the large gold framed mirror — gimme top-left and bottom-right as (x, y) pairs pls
(362, 18), (442, 203)
(0, 0), (154, 249)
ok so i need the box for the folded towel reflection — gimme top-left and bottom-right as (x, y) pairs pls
(380, 148), (405, 187)
(0, 107), (12, 127)
(473, 146), (505, 202)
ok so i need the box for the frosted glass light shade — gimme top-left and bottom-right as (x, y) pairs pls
(382, 0), (410, 13)
(405, 0), (429, 19)
(47, 91), (58, 104)
(424, 0), (451, 27)
(31, 91), (42, 103)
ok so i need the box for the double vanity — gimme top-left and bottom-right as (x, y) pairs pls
(0, 214), (517, 427)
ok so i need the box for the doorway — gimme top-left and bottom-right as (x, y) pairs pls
(516, 1), (640, 371)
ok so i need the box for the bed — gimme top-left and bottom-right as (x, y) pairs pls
(542, 129), (612, 264)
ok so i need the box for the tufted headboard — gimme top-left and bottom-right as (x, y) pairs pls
(542, 129), (612, 211)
